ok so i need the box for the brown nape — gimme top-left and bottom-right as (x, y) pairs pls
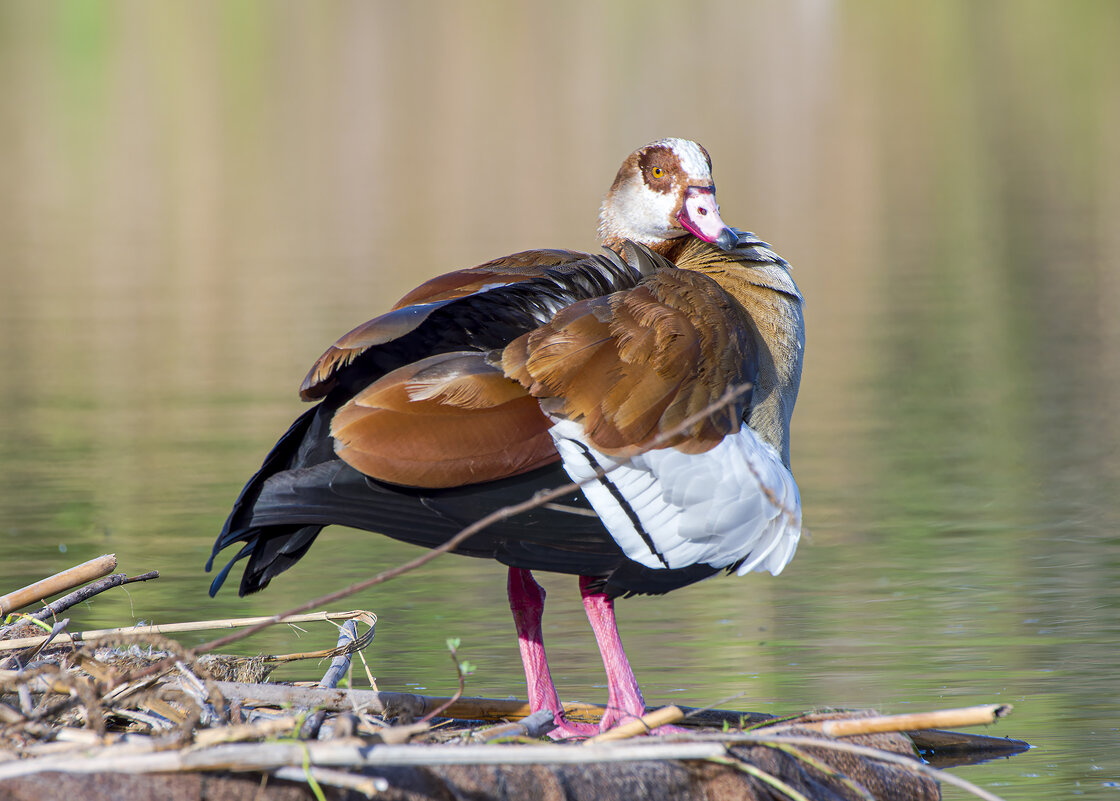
(603, 234), (694, 262)
(608, 153), (638, 193)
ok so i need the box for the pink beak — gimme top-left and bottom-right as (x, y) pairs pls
(678, 186), (738, 251)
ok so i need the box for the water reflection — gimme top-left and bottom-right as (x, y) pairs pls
(1, 3), (1118, 798)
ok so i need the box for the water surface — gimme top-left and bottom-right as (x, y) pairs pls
(1, 3), (1118, 798)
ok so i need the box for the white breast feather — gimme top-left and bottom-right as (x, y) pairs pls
(548, 419), (802, 576)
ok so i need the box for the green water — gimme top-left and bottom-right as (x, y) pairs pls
(2, 3), (1119, 798)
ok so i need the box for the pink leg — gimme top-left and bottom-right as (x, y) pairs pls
(579, 576), (648, 731)
(507, 568), (597, 738)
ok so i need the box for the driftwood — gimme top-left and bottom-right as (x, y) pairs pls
(0, 715), (949, 801)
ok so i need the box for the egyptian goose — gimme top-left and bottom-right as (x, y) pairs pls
(208, 138), (805, 737)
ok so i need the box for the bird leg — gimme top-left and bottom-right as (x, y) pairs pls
(578, 575), (648, 731)
(507, 567), (597, 738)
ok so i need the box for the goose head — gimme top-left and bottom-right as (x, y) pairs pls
(598, 138), (738, 256)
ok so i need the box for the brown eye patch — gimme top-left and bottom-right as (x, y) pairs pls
(637, 146), (678, 194)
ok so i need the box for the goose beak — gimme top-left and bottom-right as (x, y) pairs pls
(678, 185), (737, 251)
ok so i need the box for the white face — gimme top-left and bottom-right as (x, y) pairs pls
(602, 170), (681, 244)
(599, 138), (730, 248)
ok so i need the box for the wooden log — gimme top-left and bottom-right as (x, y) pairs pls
(0, 555), (117, 616)
(0, 739), (734, 779)
(905, 727), (1030, 768)
(0, 733), (945, 801)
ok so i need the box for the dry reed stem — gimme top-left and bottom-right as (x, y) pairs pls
(271, 765), (388, 797)
(192, 715), (300, 747)
(819, 704), (1011, 736)
(583, 705), (684, 744)
(0, 555), (118, 616)
(0, 610), (375, 653)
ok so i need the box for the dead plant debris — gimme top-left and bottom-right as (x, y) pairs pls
(0, 559), (1029, 801)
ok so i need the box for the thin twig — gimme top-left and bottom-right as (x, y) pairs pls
(419, 640), (470, 723)
(32, 571), (158, 621)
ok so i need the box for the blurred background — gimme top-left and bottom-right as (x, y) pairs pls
(1, 2), (1118, 797)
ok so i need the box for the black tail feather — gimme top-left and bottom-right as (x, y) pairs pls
(208, 540), (254, 597)
(209, 448), (724, 598)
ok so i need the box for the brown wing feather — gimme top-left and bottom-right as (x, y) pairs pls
(502, 269), (756, 455)
(300, 307), (444, 400)
(392, 249), (589, 308)
(300, 249), (591, 401)
(330, 352), (557, 488)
